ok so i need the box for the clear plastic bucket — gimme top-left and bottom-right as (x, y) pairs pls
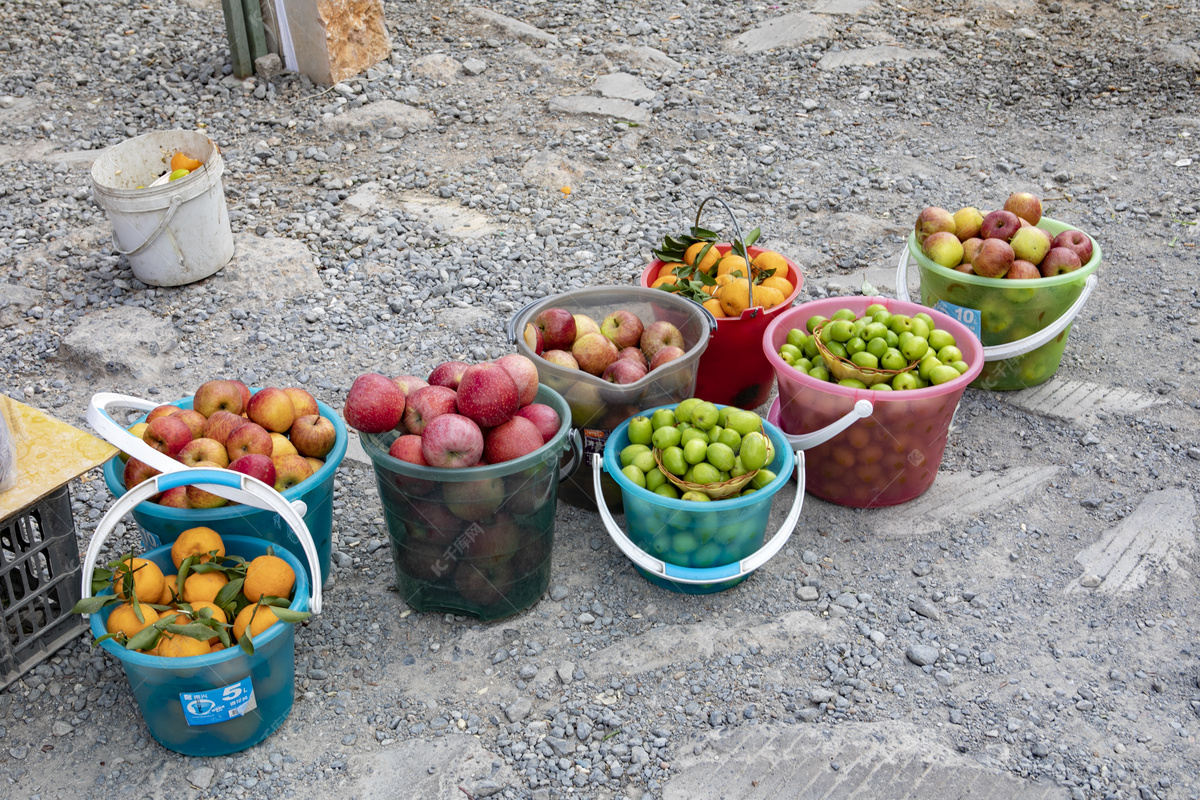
(640, 244), (804, 410)
(90, 391), (347, 585)
(763, 297), (984, 508)
(898, 216), (1101, 391)
(594, 405), (802, 594)
(81, 469), (321, 757)
(358, 385), (581, 620)
(507, 287), (715, 513)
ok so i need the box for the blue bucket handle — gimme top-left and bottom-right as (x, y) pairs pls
(81, 467), (323, 615)
(591, 452), (806, 586)
(895, 244), (1099, 362)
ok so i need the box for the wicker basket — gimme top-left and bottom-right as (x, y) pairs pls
(812, 323), (918, 387)
(652, 448), (757, 500)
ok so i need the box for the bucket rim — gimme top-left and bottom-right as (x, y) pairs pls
(101, 393), (348, 519)
(358, 383), (572, 481)
(906, 216), (1102, 289)
(90, 129), (222, 198)
(89, 533), (310, 669)
(640, 243), (805, 320)
(602, 402), (795, 510)
(762, 297), (986, 404)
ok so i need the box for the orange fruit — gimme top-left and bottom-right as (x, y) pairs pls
(170, 152), (203, 172)
(106, 603), (160, 639)
(650, 275), (678, 289)
(713, 273), (735, 288)
(757, 286), (786, 309)
(760, 276), (795, 298)
(751, 250), (789, 278)
(210, 642), (226, 653)
(233, 604), (280, 641)
(185, 601), (228, 643)
(159, 574), (180, 605)
(702, 298), (726, 318)
(182, 571), (229, 604)
(113, 557), (165, 604)
(171, 526), (225, 569)
(657, 263), (678, 280)
(243, 555), (296, 603)
(683, 242), (721, 274)
(716, 255), (750, 279)
(155, 631), (210, 658)
(717, 282), (751, 318)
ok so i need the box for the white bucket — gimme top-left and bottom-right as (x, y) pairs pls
(90, 130), (234, 287)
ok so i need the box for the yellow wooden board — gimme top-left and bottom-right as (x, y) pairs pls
(0, 393), (118, 521)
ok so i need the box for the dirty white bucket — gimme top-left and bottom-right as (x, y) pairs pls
(90, 130), (234, 287)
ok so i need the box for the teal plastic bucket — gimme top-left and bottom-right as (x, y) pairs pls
(595, 405), (803, 594)
(91, 391), (347, 585)
(81, 468), (322, 757)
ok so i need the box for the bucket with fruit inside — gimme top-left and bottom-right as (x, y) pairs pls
(641, 196), (804, 410)
(593, 399), (805, 594)
(90, 129), (234, 287)
(507, 286), (715, 513)
(351, 358), (581, 620)
(899, 193), (1101, 391)
(76, 467), (320, 757)
(763, 297), (984, 508)
(88, 381), (348, 585)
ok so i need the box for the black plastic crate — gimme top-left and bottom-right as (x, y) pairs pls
(0, 485), (87, 690)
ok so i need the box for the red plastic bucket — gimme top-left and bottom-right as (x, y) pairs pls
(641, 244), (803, 410)
(762, 297), (983, 508)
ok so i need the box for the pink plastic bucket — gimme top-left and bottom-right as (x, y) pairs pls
(763, 297), (983, 507)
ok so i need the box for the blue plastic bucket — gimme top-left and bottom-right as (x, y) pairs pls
(595, 405), (803, 593)
(81, 469), (322, 757)
(92, 391), (347, 585)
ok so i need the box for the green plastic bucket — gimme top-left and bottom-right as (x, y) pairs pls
(897, 216), (1100, 390)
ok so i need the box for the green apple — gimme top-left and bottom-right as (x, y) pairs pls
(724, 409), (762, 437)
(806, 315), (829, 334)
(652, 425), (682, 450)
(680, 491), (710, 502)
(621, 444), (649, 467)
(929, 365), (961, 385)
(706, 442), (736, 472)
(692, 402), (719, 431)
(646, 467), (667, 491)
(750, 469), (777, 490)
(632, 451), (657, 474)
(683, 439), (708, 465)
(654, 484), (680, 499)
(900, 336), (928, 362)
(627, 416), (653, 446)
(927, 329), (956, 351)
(661, 446), (687, 476)
(739, 433), (769, 471)
(651, 409), (676, 430)
(674, 398), (702, 424)
(691, 463), (720, 484)
(881, 348), (907, 370)
(680, 427), (709, 446)
(621, 465), (646, 488)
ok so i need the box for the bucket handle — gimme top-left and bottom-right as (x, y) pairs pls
(87, 392), (309, 515)
(776, 398), (873, 451)
(895, 246), (1100, 362)
(81, 467), (323, 615)
(505, 293), (719, 345)
(559, 429), (583, 483)
(591, 452), (805, 585)
(111, 194), (183, 257)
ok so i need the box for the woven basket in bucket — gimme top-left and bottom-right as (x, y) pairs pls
(652, 448), (757, 500)
(812, 322), (919, 387)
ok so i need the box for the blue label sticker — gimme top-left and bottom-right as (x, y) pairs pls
(933, 300), (982, 340)
(180, 676), (257, 726)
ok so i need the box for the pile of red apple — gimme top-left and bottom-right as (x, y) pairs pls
(121, 380), (337, 506)
(343, 354), (561, 469)
(520, 306), (687, 385)
(915, 192), (1094, 279)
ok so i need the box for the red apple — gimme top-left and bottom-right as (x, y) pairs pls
(246, 387), (296, 433)
(640, 321), (684, 361)
(972, 238), (1015, 278)
(171, 408), (208, 440)
(617, 347), (648, 369)
(914, 206), (956, 246)
(392, 375), (429, 399)
(1006, 259), (1042, 280)
(157, 486), (190, 509)
(185, 462), (230, 508)
(1052, 229), (1093, 265)
(202, 410), (246, 447)
(389, 434), (429, 465)
(484, 416), (544, 464)
(290, 414), (337, 458)
(953, 262), (975, 274)
(144, 415), (192, 457)
(443, 475), (506, 521)
(980, 210), (1021, 242)
(602, 358), (648, 384)
(601, 309), (645, 350)
(428, 360), (470, 390)
(403, 385), (458, 435)
(282, 387), (319, 420)
(463, 512), (521, 560)
(225, 421), (274, 460)
(398, 539), (457, 584)
(571, 332), (619, 377)
(456, 362), (520, 427)
(1009, 225), (1053, 266)
(493, 354), (540, 408)
(145, 404), (181, 424)
(1040, 246), (1082, 277)
(542, 350), (579, 370)
(961, 237), (984, 266)
(344, 373), (405, 434)
(522, 323), (544, 356)
(420, 414), (484, 468)
(178, 437), (230, 468)
(192, 380), (243, 417)
(533, 308), (577, 351)
(1004, 192), (1043, 225)
(228, 380), (252, 412)
(228, 453), (276, 487)
(270, 432), (297, 458)
(272, 453), (314, 492)
(515, 404), (561, 443)
(405, 500), (463, 546)
(649, 345), (686, 371)
(123, 458), (160, 491)
(453, 560), (511, 607)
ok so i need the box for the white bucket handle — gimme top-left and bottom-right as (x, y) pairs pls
(895, 246), (1100, 362)
(87, 392), (308, 515)
(774, 398), (873, 451)
(82, 467), (323, 615)
(112, 194), (183, 257)
(591, 452), (805, 585)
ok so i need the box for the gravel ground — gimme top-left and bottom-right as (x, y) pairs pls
(2, 0), (1200, 798)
